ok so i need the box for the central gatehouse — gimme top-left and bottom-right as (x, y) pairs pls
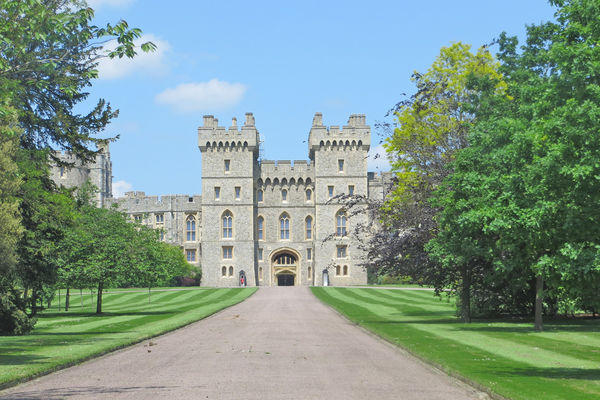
(102, 112), (392, 287)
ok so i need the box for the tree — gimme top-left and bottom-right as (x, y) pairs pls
(381, 43), (506, 322)
(0, 0), (155, 160)
(429, 0), (600, 330)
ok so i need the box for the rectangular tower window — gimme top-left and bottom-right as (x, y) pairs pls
(328, 185), (334, 199)
(257, 189), (263, 202)
(155, 213), (164, 224)
(224, 159), (230, 172)
(307, 248), (312, 260)
(59, 167), (65, 177)
(348, 185), (355, 195)
(235, 186), (241, 200)
(258, 248), (263, 260)
(337, 245), (347, 258)
(214, 186), (220, 200)
(338, 159), (345, 172)
(222, 246), (233, 259)
(134, 214), (142, 223)
(186, 249), (196, 262)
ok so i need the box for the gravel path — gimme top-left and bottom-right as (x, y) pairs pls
(1, 287), (485, 400)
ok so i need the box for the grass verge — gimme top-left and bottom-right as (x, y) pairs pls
(0, 287), (256, 389)
(311, 287), (599, 400)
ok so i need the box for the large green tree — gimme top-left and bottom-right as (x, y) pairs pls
(429, 0), (600, 330)
(0, 0), (155, 159)
(379, 43), (506, 321)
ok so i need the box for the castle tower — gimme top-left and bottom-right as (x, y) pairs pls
(309, 113), (370, 285)
(198, 113), (260, 287)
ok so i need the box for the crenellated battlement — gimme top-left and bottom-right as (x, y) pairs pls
(198, 113), (260, 152)
(257, 160), (315, 186)
(106, 192), (202, 211)
(308, 113), (370, 159)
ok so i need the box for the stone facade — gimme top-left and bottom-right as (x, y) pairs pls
(52, 113), (393, 287)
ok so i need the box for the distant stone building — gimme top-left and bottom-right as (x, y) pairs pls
(52, 113), (393, 287)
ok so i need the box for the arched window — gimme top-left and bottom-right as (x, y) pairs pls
(336, 210), (347, 237)
(308, 266), (312, 279)
(343, 265), (348, 276)
(257, 216), (264, 240)
(229, 266), (234, 276)
(257, 189), (263, 202)
(336, 265), (341, 276)
(305, 189), (312, 201)
(222, 210), (233, 238)
(282, 189), (288, 202)
(305, 216), (313, 240)
(222, 266), (227, 277)
(259, 267), (263, 280)
(280, 213), (290, 240)
(186, 215), (196, 241)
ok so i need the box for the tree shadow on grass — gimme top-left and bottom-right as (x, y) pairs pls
(0, 353), (51, 365)
(38, 311), (174, 319)
(456, 323), (599, 334)
(492, 367), (600, 381)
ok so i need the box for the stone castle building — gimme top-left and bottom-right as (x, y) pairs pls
(52, 113), (392, 287)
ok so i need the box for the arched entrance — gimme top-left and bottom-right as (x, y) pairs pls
(271, 249), (300, 286)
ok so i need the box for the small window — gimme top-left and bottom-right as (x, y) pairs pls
(222, 210), (233, 238)
(222, 246), (233, 259)
(280, 213), (290, 240)
(343, 265), (348, 276)
(282, 189), (288, 202)
(259, 267), (263, 280)
(258, 189), (263, 202)
(186, 249), (196, 262)
(214, 187), (220, 200)
(224, 159), (231, 172)
(155, 214), (164, 224)
(336, 210), (347, 237)
(307, 248), (312, 260)
(159, 230), (165, 241)
(235, 186), (241, 200)
(305, 189), (312, 201)
(336, 265), (341, 276)
(257, 216), (264, 240)
(258, 248), (263, 260)
(328, 185), (334, 199)
(59, 167), (65, 178)
(337, 245), (347, 258)
(134, 214), (142, 223)
(305, 216), (313, 240)
(308, 266), (312, 279)
(348, 185), (354, 196)
(186, 215), (196, 241)
(229, 266), (234, 276)
(222, 266), (227, 277)
(188, 197), (194, 203)
(338, 159), (345, 172)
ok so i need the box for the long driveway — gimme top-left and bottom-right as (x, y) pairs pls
(1, 287), (484, 399)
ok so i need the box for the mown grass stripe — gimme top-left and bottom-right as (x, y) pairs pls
(312, 287), (600, 400)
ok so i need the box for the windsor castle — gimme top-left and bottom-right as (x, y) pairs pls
(51, 113), (392, 287)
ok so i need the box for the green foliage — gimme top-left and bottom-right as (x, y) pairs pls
(429, 0), (600, 328)
(0, 0), (155, 160)
(0, 289), (36, 336)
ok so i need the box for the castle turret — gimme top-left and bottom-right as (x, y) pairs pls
(198, 113), (260, 287)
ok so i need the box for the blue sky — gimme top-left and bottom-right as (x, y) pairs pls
(85, 0), (557, 197)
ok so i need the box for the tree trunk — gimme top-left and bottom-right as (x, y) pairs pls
(148, 287), (151, 304)
(534, 274), (544, 332)
(80, 289), (83, 308)
(461, 268), (471, 323)
(96, 281), (104, 314)
(65, 288), (70, 311)
(31, 289), (38, 316)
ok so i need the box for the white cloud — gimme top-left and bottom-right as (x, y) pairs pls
(86, 0), (135, 8)
(155, 79), (247, 113)
(367, 144), (391, 172)
(96, 34), (170, 79)
(112, 180), (133, 197)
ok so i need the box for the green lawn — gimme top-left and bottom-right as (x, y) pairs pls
(0, 287), (256, 388)
(311, 287), (600, 400)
